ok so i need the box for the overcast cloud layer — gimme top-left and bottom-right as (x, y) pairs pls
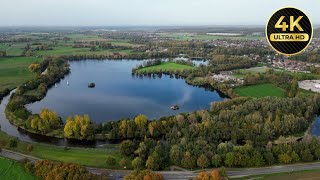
(1, 0), (319, 26)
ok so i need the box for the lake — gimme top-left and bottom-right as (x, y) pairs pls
(26, 59), (226, 123)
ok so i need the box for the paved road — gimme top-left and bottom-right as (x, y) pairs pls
(2, 149), (320, 179)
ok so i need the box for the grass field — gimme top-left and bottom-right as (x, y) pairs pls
(0, 157), (35, 180)
(0, 132), (131, 169)
(0, 57), (41, 91)
(137, 62), (195, 73)
(35, 45), (134, 56)
(0, 43), (10, 51)
(6, 43), (27, 56)
(234, 83), (285, 98)
(231, 169), (320, 180)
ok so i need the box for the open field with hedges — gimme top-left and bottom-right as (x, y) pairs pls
(234, 83), (285, 98)
(0, 57), (41, 91)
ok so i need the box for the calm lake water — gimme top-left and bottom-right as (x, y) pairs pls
(26, 60), (226, 123)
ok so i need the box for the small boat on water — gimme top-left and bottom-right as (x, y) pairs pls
(88, 83), (95, 88)
(55, 83), (57, 87)
(67, 81), (69, 85)
(171, 105), (179, 110)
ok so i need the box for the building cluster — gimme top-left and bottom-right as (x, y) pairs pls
(212, 71), (244, 87)
(271, 59), (314, 73)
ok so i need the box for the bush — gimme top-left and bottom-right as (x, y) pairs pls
(9, 139), (18, 148)
(106, 156), (116, 166)
(119, 158), (127, 168)
(24, 162), (34, 173)
(27, 144), (33, 152)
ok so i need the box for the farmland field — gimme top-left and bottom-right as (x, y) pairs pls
(234, 83), (285, 98)
(0, 57), (41, 91)
(35, 45), (134, 56)
(0, 157), (35, 180)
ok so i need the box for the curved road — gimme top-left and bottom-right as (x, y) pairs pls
(2, 149), (320, 179)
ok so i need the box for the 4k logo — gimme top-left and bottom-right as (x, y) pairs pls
(266, 7), (313, 56)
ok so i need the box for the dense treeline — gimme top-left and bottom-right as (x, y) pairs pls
(99, 94), (320, 169)
(64, 114), (95, 140)
(27, 108), (62, 134)
(22, 160), (108, 180)
(208, 55), (257, 73)
(290, 50), (320, 63)
(124, 170), (164, 180)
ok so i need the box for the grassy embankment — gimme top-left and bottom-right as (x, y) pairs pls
(234, 83), (285, 98)
(0, 157), (35, 180)
(136, 62), (196, 73)
(0, 132), (132, 169)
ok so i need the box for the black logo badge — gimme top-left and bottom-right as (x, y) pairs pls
(266, 7), (313, 56)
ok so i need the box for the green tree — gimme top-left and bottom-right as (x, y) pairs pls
(146, 156), (159, 170)
(225, 152), (235, 167)
(181, 151), (196, 169)
(106, 156), (116, 166)
(301, 149), (314, 162)
(197, 154), (210, 169)
(132, 157), (144, 170)
(212, 154), (222, 167)
(278, 153), (292, 164)
(120, 140), (135, 156)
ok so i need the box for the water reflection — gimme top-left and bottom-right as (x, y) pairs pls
(27, 60), (225, 123)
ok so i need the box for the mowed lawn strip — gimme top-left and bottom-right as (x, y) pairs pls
(0, 157), (35, 180)
(234, 83), (285, 98)
(0, 57), (42, 91)
(137, 62), (195, 73)
(0, 132), (131, 169)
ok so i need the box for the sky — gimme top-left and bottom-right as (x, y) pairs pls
(1, 0), (320, 26)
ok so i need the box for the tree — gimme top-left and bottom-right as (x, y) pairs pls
(196, 172), (210, 180)
(278, 153), (292, 164)
(225, 152), (235, 167)
(197, 154), (210, 169)
(170, 145), (182, 166)
(9, 139), (18, 147)
(63, 114), (94, 140)
(120, 140), (135, 156)
(181, 151), (196, 169)
(263, 152), (275, 165)
(146, 156), (159, 170)
(28, 63), (40, 73)
(132, 157), (144, 170)
(315, 148), (320, 160)
(212, 154), (222, 167)
(301, 149), (314, 162)
(106, 156), (116, 166)
(134, 114), (148, 129)
(119, 159), (127, 169)
(27, 144), (33, 152)
(211, 169), (221, 180)
(291, 151), (300, 162)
